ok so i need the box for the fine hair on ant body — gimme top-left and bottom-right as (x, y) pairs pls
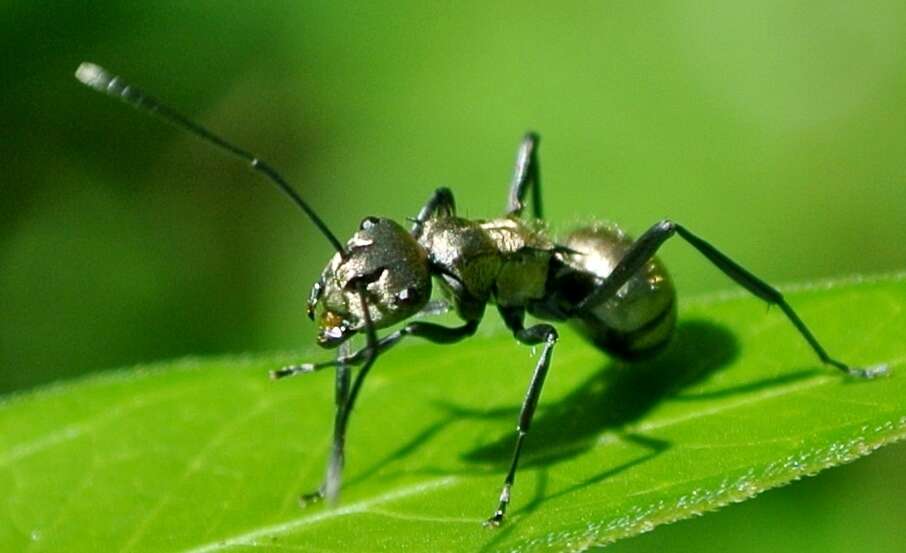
(75, 62), (888, 526)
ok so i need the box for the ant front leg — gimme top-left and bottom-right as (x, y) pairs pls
(297, 285), (382, 507)
(506, 132), (543, 220)
(298, 341), (352, 507)
(485, 305), (558, 527)
(271, 319), (480, 377)
(577, 220), (888, 379)
(276, 317), (480, 506)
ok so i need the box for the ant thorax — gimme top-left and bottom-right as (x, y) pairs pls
(416, 215), (555, 317)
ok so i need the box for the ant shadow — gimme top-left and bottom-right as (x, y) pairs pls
(455, 319), (745, 469)
(345, 318), (821, 537)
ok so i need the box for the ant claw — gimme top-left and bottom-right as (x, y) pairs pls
(298, 489), (325, 508)
(848, 363), (890, 379)
(270, 364), (316, 380)
(483, 512), (505, 528)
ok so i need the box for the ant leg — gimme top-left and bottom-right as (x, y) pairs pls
(300, 350), (374, 507)
(577, 220), (888, 379)
(485, 306), (558, 527)
(299, 341), (352, 507)
(290, 322), (481, 505)
(318, 317), (480, 503)
(411, 187), (456, 238)
(506, 132), (543, 219)
(271, 319), (480, 379)
(299, 284), (381, 506)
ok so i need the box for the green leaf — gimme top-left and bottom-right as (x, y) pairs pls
(3, 273), (905, 552)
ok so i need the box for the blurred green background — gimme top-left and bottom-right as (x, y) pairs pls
(2, 1), (904, 551)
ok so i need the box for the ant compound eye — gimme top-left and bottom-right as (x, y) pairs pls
(360, 216), (380, 230)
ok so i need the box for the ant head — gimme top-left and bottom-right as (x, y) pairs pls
(309, 217), (432, 347)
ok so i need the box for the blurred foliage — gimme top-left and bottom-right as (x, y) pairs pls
(2, 1), (905, 551)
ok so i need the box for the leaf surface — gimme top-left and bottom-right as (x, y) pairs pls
(2, 273), (905, 552)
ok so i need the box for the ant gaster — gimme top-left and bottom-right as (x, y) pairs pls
(75, 62), (888, 527)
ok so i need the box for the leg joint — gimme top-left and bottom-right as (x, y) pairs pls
(657, 218), (677, 233)
(514, 323), (558, 346)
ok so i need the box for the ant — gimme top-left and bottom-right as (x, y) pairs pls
(75, 62), (888, 526)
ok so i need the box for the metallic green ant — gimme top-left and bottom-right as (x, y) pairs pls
(75, 62), (887, 526)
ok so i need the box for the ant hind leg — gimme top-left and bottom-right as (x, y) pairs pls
(576, 219), (888, 379)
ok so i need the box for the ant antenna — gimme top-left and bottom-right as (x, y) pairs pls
(74, 62), (347, 257)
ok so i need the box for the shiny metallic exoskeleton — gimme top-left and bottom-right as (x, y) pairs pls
(559, 223), (676, 359)
(76, 62), (888, 528)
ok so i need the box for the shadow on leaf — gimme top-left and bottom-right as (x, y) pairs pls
(348, 318), (825, 527)
(457, 319), (742, 469)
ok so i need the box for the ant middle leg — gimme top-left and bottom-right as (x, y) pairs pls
(486, 305), (559, 527)
(576, 219), (888, 379)
(506, 132), (543, 219)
